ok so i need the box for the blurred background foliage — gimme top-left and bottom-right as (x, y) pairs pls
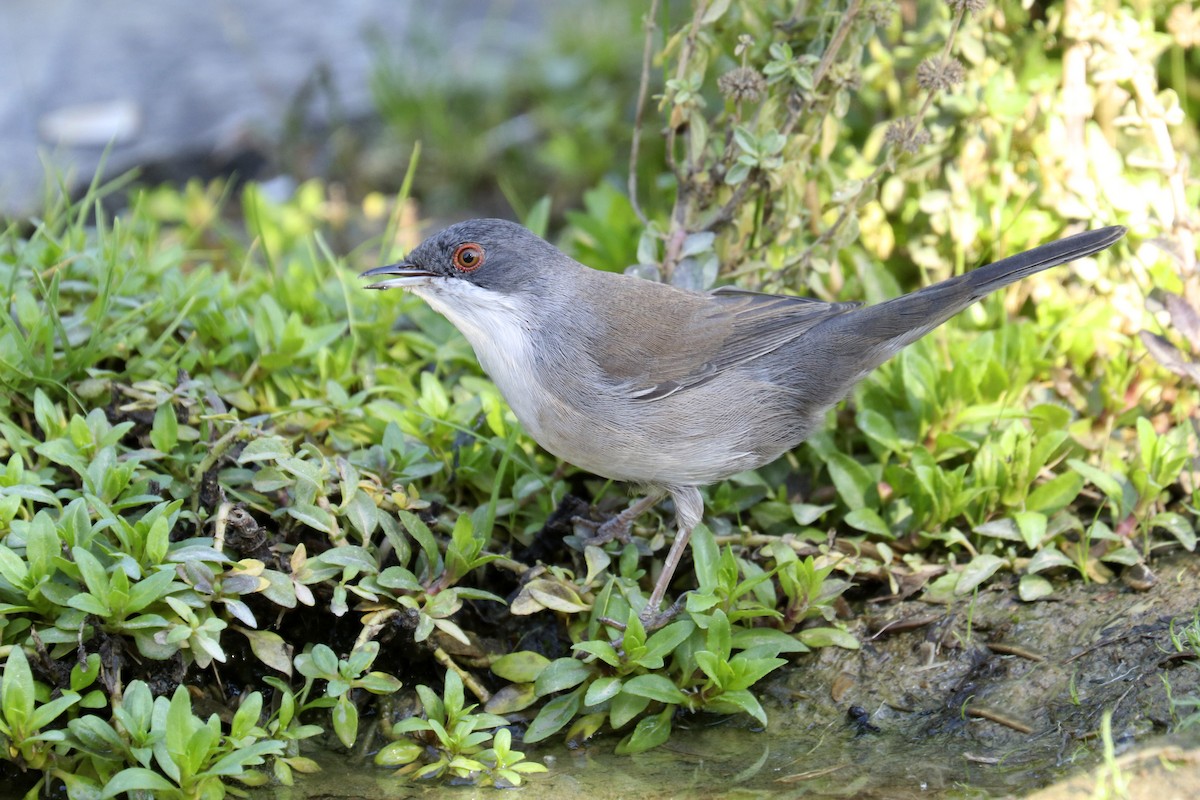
(1, 0), (1199, 796)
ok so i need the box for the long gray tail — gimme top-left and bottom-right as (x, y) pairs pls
(839, 225), (1126, 357)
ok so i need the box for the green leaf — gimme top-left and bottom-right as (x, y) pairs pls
(287, 503), (335, 534)
(375, 739), (424, 766)
(357, 672), (403, 695)
(398, 509), (440, 568)
(573, 639), (621, 667)
(1013, 511), (1048, 550)
(638, 620), (695, 669)
(791, 503), (835, 526)
(796, 627), (859, 649)
(694, 651), (728, 685)
(1018, 573), (1054, 601)
(857, 408), (903, 451)
(824, 453), (875, 511)
(376, 566), (421, 591)
(584, 676), (623, 707)
(1026, 546), (1074, 574)
(70, 653), (102, 692)
(1067, 459), (1127, 514)
(236, 628), (293, 675)
(730, 628), (810, 654)
(237, 436), (292, 464)
(332, 694), (358, 748)
(615, 707), (673, 754)
(608, 691), (651, 730)
(313, 545), (377, 574)
(68, 593), (112, 616)
(1101, 546), (1141, 566)
(0, 544), (29, 587)
(534, 658), (592, 696)
(705, 609), (732, 659)
(725, 656), (787, 691)
(956, 554), (1006, 594)
(1, 646), (34, 729)
(485, 683), (539, 715)
(706, 688), (767, 725)
(25, 511), (57, 583)
(29, 691), (81, 731)
(522, 687), (583, 743)
(150, 403), (178, 453)
(1150, 513), (1196, 551)
(844, 508), (892, 537)
(442, 669), (465, 718)
(690, 523), (718, 593)
(73, 547), (111, 606)
(343, 490), (379, 539)
(491, 651), (550, 684)
(622, 675), (687, 705)
(100, 768), (177, 798)
(1022, 470), (1089, 513)
(126, 568), (177, 614)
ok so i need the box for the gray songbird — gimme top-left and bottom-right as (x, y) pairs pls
(362, 220), (1125, 628)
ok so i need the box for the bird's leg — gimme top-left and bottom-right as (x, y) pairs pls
(639, 485), (703, 631)
(577, 492), (662, 546)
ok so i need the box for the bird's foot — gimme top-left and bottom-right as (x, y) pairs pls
(637, 593), (689, 633)
(574, 512), (634, 546)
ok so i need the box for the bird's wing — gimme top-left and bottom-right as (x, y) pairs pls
(588, 279), (859, 401)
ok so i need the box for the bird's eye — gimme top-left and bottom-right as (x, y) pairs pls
(452, 243), (485, 272)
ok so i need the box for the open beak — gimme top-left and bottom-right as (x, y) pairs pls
(359, 262), (438, 290)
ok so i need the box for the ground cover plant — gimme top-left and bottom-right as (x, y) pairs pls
(1, 0), (1198, 797)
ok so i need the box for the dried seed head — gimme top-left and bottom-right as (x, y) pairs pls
(866, 0), (897, 27)
(718, 66), (767, 103)
(916, 57), (966, 92)
(885, 117), (931, 154)
(946, 0), (987, 13)
(735, 34), (755, 58)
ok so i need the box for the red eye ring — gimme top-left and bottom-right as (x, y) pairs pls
(452, 243), (485, 272)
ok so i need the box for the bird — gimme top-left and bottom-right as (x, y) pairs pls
(361, 219), (1125, 629)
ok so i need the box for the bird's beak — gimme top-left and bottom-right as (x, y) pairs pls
(359, 262), (438, 290)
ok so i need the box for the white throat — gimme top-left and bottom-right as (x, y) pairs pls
(410, 279), (543, 421)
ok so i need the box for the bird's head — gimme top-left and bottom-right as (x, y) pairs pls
(360, 218), (568, 297)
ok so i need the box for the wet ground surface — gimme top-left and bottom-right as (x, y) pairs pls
(257, 552), (1200, 799)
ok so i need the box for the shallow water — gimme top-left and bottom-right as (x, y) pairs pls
(258, 553), (1200, 799)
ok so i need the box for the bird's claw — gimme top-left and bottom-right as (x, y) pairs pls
(573, 514), (633, 546)
(637, 593), (689, 632)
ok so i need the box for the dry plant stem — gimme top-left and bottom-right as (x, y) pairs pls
(432, 646), (492, 703)
(212, 500), (232, 552)
(792, 4), (967, 270)
(628, 0), (661, 226)
(708, 0), (864, 235)
(663, 1), (715, 278)
(781, 0), (864, 138)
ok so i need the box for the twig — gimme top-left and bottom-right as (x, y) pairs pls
(710, 0), (865, 235)
(663, 1), (714, 278)
(628, 0), (662, 226)
(984, 642), (1047, 662)
(782, 0), (864, 138)
(433, 647), (492, 703)
(965, 705), (1034, 734)
(790, 2), (969, 272)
